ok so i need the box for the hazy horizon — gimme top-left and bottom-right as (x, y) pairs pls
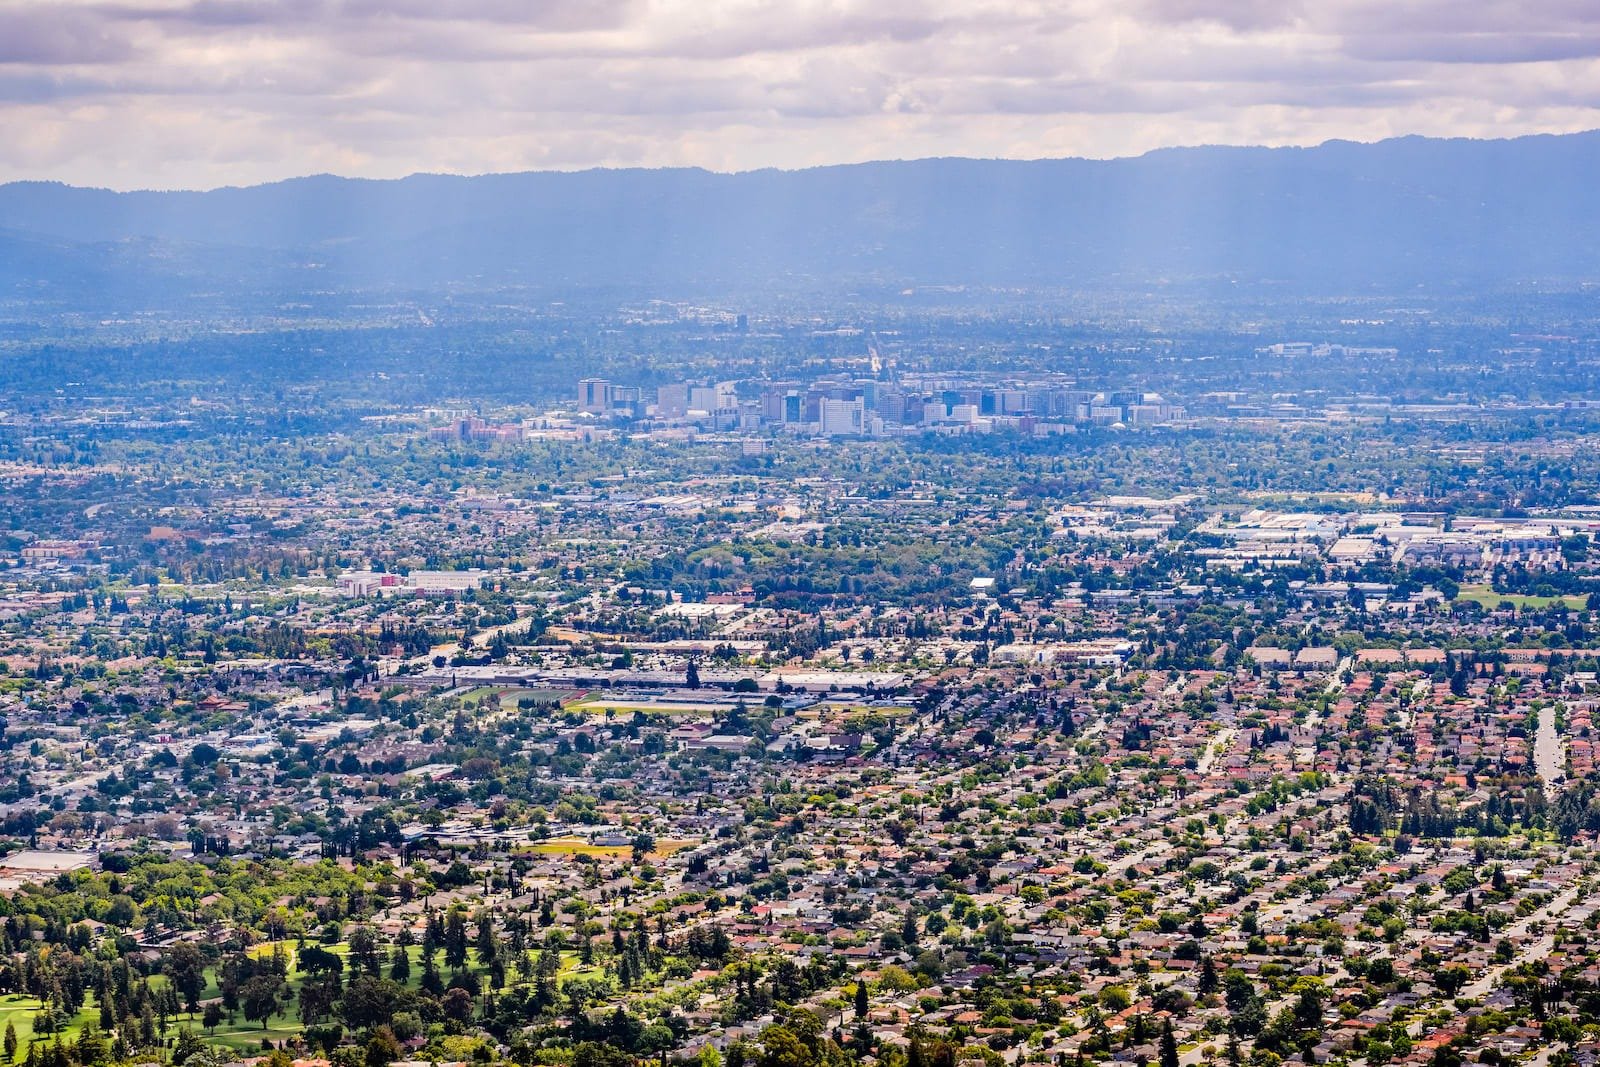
(3, 126), (1595, 196)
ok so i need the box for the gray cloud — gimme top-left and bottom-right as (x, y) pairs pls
(1138, 0), (1305, 33)
(0, 70), (118, 103)
(115, 0), (326, 29)
(101, 0), (636, 30)
(1, 0), (1598, 188)
(0, 8), (135, 64)
(1346, 32), (1600, 64)
(1326, 0), (1600, 62)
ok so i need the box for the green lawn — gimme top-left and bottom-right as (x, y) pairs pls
(1456, 585), (1587, 611)
(184, 939), (580, 1050)
(0, 939), (594, 1056)
(496, 688), (577, 707)
(205, 1020), (306, 1052)
(0, 992), (101, 1050)
(460, 687), (577, 708)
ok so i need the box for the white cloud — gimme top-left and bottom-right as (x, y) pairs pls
(1, 0), (1597, 188)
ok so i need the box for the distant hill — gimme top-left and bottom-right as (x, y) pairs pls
(3, 131), (1600, 301)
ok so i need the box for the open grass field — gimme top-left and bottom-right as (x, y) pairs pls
(462, 686), (582, 708)
(200, 940), (596, 1049)
(0, 939), (584, 1054)
(0, 992), (101, 1051)
(496, 688), (578, 706)
(0, 994), (286, 1055)
(0, 928), (635, 1059)
(819, 703), (916, 717)
(0, 932), (617, 1056)
(207, 1020), (306, 1052)
(1456, 584), (1587, 611)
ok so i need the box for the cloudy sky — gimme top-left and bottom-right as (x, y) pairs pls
(4, 0), (1599, 189)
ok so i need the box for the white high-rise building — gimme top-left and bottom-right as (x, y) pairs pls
(819, 397), (865, 436)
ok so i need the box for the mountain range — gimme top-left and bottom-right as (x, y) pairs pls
(3, 130), (1599, 302)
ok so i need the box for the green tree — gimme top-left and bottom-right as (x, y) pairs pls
(172, 1029), (208, 1067)
(389, 945), (411, 984)
(76, 1025), (109, 1067)
(573, 1044), (634, 1067)
(1198, 954), (1218, 995)
(240, 974), (285, 1030)
(757, 1026), (812, 1067)
(1159, 1020), (1179, 1067)
(165, 942), (209, 1014)
(342, 976), (404, 1032)
(444, 910), (469, 969)
(900, 911), (919, 948)
(1100, 986), (1132, 1012)
(365, 1027), (402, 1067)
(349, 926), (383, 976)
(639, 1024), (677, 1067)
(1434, 966), (1470, 998)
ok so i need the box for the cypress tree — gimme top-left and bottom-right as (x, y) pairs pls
(1159, 1020), (1179, 1067)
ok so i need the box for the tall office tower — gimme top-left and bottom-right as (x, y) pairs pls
(657, 383), (690, 418)
(578, 378), (613, 415)
(688, 385), (720, 413)
(819, 397), (866, 436)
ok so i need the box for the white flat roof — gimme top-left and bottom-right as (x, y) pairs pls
(0, 850), (96, 873)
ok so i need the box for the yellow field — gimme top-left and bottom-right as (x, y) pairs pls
(571, 700), (723, 715)
(520, 836), (695, 859)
